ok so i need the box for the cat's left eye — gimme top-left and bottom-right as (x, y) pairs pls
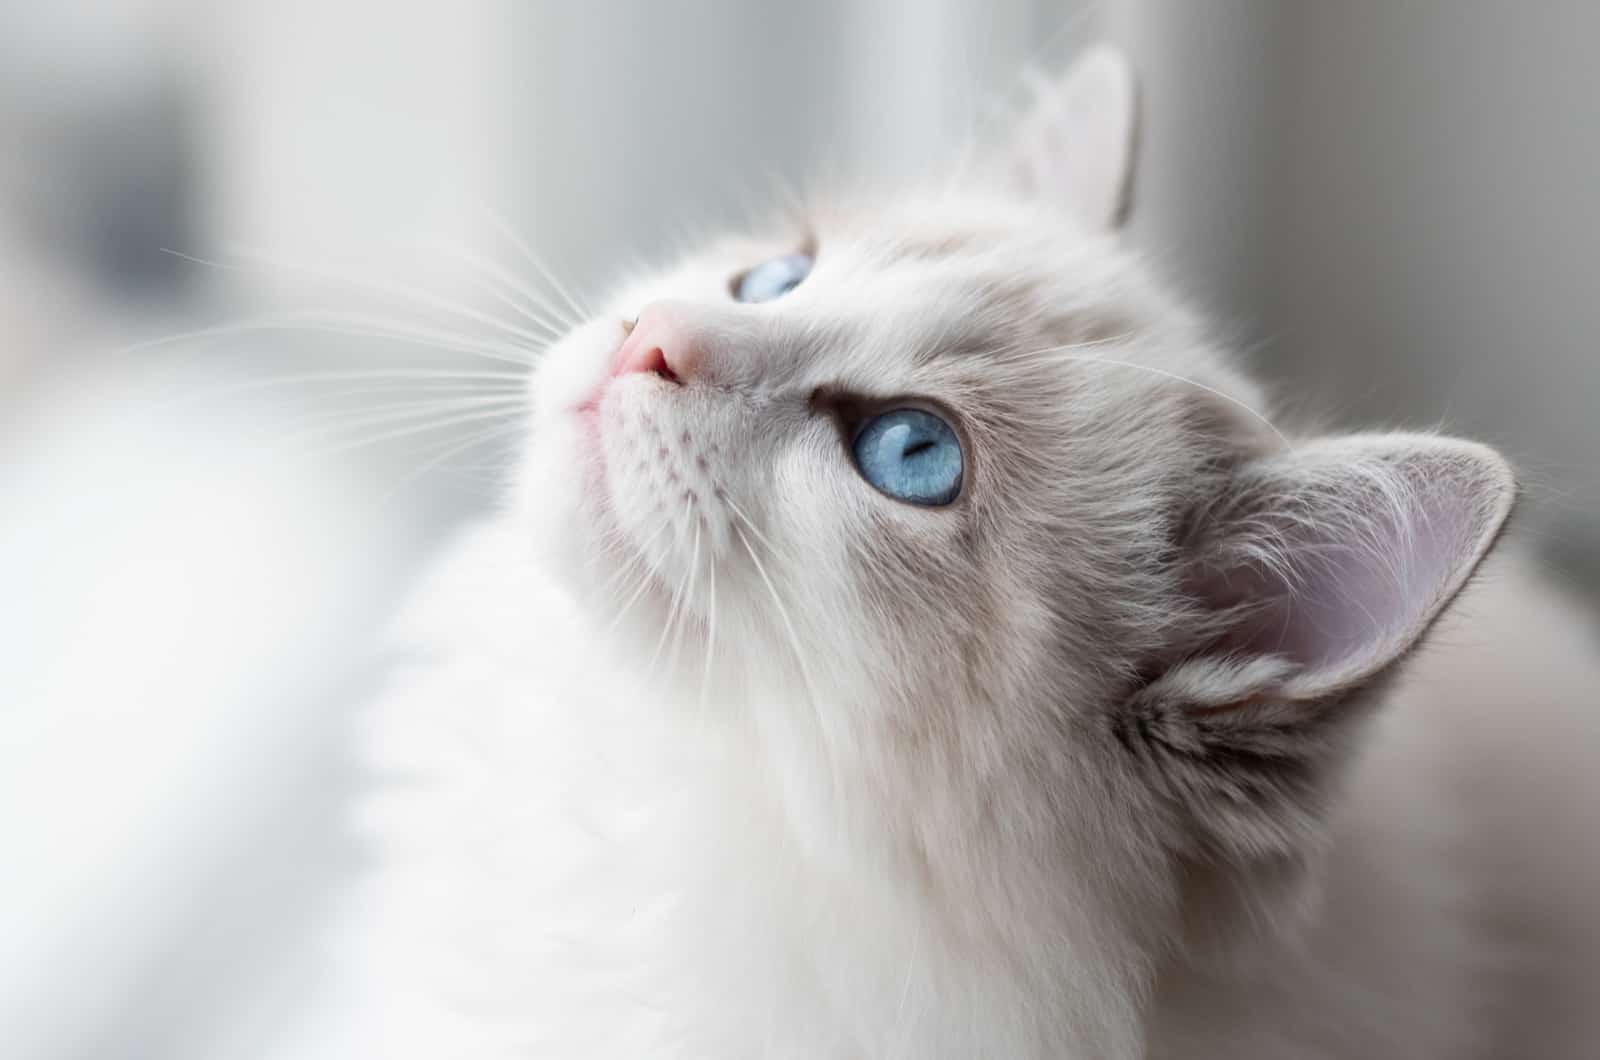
(733, 252), (812, 303)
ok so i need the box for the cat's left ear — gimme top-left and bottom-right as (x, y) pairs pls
(1005, 45), (1139, 232)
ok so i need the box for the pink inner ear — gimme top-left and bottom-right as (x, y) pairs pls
(1193, 444), (1507, 685)
(1212, 525), (1448, 673)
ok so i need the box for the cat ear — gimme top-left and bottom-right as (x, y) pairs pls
(1005, 45), (1139, 232)
(1116, 434), (1515, 859)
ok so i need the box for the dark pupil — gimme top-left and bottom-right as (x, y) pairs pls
(903, 439), (935, 457)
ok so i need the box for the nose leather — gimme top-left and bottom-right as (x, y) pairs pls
(613, 303), (699, 383)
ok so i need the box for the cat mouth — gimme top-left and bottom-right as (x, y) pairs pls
(572, 341), (680, 421)
(572, 375), (674, 445)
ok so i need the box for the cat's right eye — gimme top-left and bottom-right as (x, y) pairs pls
(852, 408), (963, 506)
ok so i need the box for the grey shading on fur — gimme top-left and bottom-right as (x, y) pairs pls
(281, 46), (1600, 1060)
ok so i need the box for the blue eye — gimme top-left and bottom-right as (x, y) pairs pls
(852, 408), (963, 506)
(735, 252), (812, 303)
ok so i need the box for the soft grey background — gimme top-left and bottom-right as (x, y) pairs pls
(1116, 1), (1600, 589)
(2, 2), (1595, 1057)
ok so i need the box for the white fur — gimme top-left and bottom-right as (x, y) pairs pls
(286, 51), (1600, 1059)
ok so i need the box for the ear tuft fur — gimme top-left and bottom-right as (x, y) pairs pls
(1114, 656), (1353, 860)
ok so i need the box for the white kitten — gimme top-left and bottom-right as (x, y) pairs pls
(296, 48), (1600, 1058)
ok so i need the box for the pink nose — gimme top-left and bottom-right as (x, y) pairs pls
(612, 303), (697, 383)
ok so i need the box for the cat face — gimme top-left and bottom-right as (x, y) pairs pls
(516, 46), (1512, 923)
(528, 191), (1243, 723)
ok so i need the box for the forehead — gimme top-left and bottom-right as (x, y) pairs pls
(803, 197), (1132, 381)
(812, 196), (1054, 306)
(787, 197), (1075, 351)
(623, 191), (1137, 403)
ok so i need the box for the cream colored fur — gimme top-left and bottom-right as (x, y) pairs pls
(282, 49), (1600, 1059)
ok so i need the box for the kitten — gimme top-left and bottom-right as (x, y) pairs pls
(301, 47), (1600, 1059)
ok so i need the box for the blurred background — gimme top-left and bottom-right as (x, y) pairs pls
(2, 2), (1596, 1057)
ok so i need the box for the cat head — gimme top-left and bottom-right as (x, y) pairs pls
(516, 40), (1512, 993)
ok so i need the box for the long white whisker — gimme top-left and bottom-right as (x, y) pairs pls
(480, 209), (592, 322)
(730, 516), (819, 710)
(119, 313), (539, 370)
(990, 340), (1291, 450)
(1056, 351), (1290, 449)
(597, 519), (675, 612)
(315, 405), (527, 456)
(646, 522), (697, 676)
(164, 247), (556, 350)
(230, 368), (525, 388)
(699, 537), (717, 712)
(720, 496), (780, 557)
(439, 244), (580, 338)
(604, 562), (662, 640)
(382, 417), (528, 498)
(289, 394), (528, 443)
(666, 522), (702, 682)
(280, 309), (549, 361)
(151, 368), (527, 412)
(291, 380), (527, 410)
(597, 515), (694, 645)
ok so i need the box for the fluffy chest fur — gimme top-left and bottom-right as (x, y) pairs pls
(345, 533), (1600, 1060)
(356, 522), (1156, 1059)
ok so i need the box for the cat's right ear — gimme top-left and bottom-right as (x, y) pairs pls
(1114, 433), (1515, 861)
(1003, 45), (1139, 233)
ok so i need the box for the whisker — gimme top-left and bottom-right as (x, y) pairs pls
(120, 313), (540, 370)
(289, 379), (527, 408)
(313, 404), (528, 457)
(380, 417), (529, 499)
(597, 517), (693, 647)
(721, 496), (781, 558)
(279, 310), (549, 361)
(667, 522), (703, 682)
(990, 340), (1291, 450)
(646, 521), (697, 677)
(588, 522), (657, 602)
(699, 536), (717, 712)
(164, 247), (557, 350)
(1057, 351), (1290, 449)
(290, 392), (527, 435)
(480, 208), (593, 323)
(438, 244), (581, 339)
(247, 388), (523, 439)
(596, 519), (671, 602)
(225, 367), (525, 388)
(729, 513), (819, 710)
(603, 560), (662, 640)
(149, 367), (527, 412)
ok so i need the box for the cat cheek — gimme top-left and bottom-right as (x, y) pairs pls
(530, 319), (625, 421)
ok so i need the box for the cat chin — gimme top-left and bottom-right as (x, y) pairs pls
(510, 421), (596, 580)
(511, 419), (683, 672)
